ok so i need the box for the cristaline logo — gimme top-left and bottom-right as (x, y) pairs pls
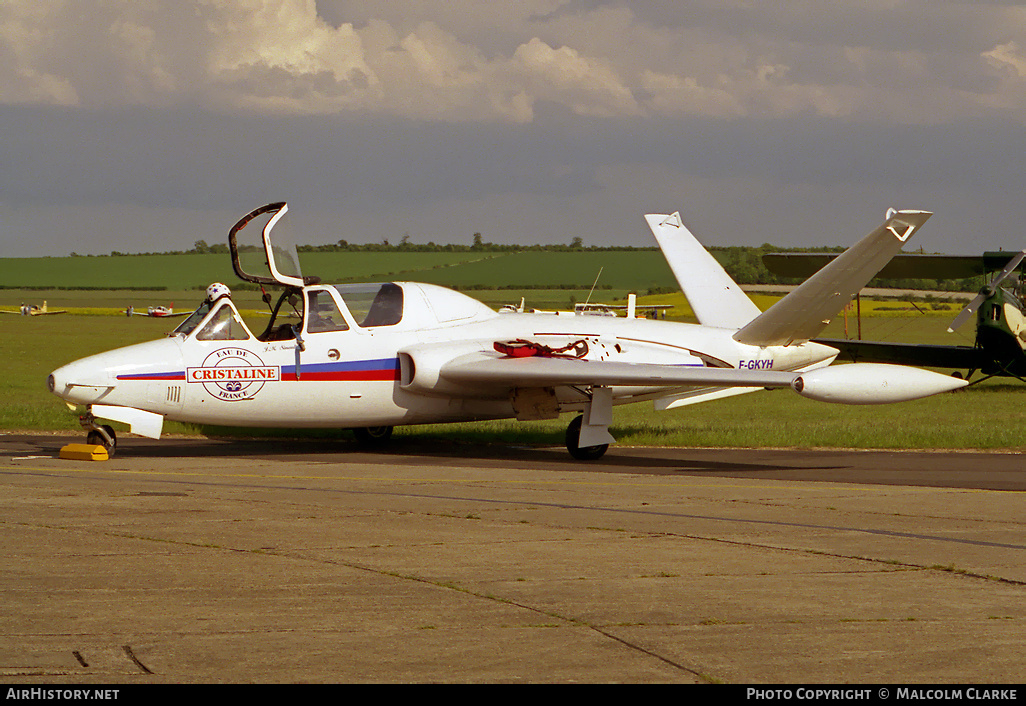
(187, 348), (279, 401)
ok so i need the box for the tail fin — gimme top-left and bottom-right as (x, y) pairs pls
(733, 209), (932, 347)
(645, 213), (761, 329)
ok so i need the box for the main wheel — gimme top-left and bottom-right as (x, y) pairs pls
(352, 426), (394, 446)
(86, 424), (117, 457)
(565, 415), (608, 461)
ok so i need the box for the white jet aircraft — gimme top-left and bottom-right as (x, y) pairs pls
(48, 202), (967, 459)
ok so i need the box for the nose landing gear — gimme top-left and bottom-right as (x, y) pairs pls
(80, 413), (117, 457)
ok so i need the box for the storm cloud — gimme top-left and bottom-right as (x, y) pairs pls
(1, 1), (1025, 256)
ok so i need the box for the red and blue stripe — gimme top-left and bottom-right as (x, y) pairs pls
(280, 358), (400, 382)
(115, 358), (400, 383)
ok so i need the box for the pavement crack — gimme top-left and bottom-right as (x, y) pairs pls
(652, 530), (1026, 587)
(208, 545), (713, 681)
(588, 625), (713, 682)
(122, 645), (153, 674)
(360, 566), (713, 681)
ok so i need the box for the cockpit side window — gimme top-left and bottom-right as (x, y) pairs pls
(305, 289), (350, 333)
(335, 283), (403, 328)
(195, 303), (251, 341)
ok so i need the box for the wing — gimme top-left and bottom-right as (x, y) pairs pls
(764, 251), (1024, 280)
(814, 338), (990, 370)
(734, 209), (932, 346)
(438, 352), (799, 390)
(433, 351), (967, 405)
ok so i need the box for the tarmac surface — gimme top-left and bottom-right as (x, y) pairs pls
(1, 432), (1023, 684)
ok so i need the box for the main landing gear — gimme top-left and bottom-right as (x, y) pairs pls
(352, 426), (394, 446)
(565, 415), (608, 461)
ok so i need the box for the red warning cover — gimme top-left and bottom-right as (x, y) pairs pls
(494, 339), (588, 359)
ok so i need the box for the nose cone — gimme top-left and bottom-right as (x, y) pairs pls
(49, 338), (184, 406)
(49, 356), (116, 405)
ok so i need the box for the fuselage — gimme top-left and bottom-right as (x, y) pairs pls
(48, 281), (838, 431)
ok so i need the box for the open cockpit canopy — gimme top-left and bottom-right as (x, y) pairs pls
(222, 202), (496, 342)
(228, 202), (318, 288)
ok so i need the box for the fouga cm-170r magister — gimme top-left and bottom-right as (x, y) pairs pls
(48, 202), (967, 459)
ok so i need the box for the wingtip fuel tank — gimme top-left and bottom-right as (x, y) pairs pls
(792, 363), (968, 405)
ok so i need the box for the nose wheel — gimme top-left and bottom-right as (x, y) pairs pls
(85, 425), (117, 457)
(80, 412), (117, 457)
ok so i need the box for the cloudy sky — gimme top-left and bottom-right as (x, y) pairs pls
(2, 0), (1026, 259)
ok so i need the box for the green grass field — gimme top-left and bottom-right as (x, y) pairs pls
(2, 308), (1021, 451)
(0, 250), (678, 291)
(0, 248), (678, 316)
(3, 247), (1015, 450)
(0, 286), (634, 320)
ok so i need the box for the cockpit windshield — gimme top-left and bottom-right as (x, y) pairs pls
(172, 300), (252, 340)
(195, 303), (250, 341)
(172, 300), (213, 337)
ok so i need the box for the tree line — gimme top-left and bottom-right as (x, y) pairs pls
(74, 238), (981, 292)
